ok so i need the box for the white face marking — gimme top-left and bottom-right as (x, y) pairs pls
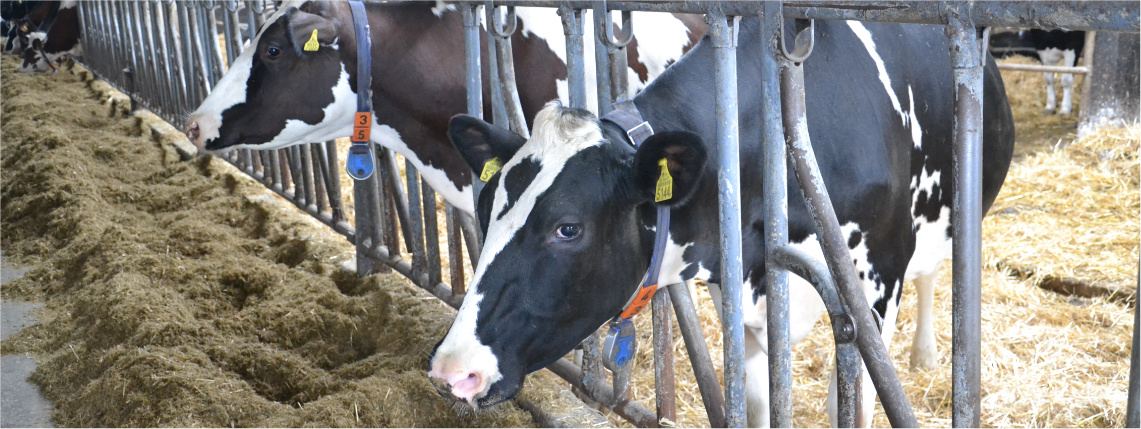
(513, 9), (691, 112)
(845, 21), (906, 124)
(434, 103), (603, 390)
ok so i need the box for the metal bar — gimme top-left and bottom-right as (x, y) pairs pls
(995, 63), (1090, 74)
(1128, 266), (1140, 427)
(405, 162), (428, 279)
(485, 1), (1140, 32)
(667, 282), (727, 428)
(759, 2), (792, 426)
(462, 2), (483, 118)
(445, 205), (466, 295)
(593, 2), (613, 114)
(324, 142), (347, 224)
(312, 144), (330, 215)
(559, 4), (587, 109)
(422, 180), (443, 287)
(300, 142), (317, 211)
(652, 289), (677, 427)
(380, 149), (416, 254)
(769, 246), (860, 427)
(947, 11), (984, 428)
(781, 42), (919, 429)
(547, 359), (659, 427)
(486, 26), (508, 127)
(708, 10), (746, 428)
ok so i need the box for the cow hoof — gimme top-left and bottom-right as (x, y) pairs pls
(1044, 107), (1056, 115)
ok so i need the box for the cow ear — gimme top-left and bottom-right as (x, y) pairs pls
(287, 9), (337, 53)
(630, 131), (707, 206)
(30, 37), (42, 50)
(448, 115), (527, 181)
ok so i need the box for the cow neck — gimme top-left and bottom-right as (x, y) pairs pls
(344, 0), (375, 180)
(598, 99), (671, 372)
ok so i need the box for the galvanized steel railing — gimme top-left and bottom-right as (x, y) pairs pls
(73, 0), (1140, 427)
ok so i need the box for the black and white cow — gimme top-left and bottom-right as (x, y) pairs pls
(17, 0), (80, 73)
(185, 0), (703, 216)
(3, 0), (46, 55)
(428, 18), (1015, 426)
(1025, 29), (1086, 116)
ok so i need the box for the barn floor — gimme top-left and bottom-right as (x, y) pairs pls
(0, 56), (554, 427)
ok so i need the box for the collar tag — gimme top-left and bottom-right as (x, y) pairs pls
(345, 1), (374, 181)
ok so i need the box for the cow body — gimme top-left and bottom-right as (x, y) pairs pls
(185, 1), (702, 215)
(17, 0), (80, 73)
(430, 18), (1015, 427)
(1026, 29), (1086, 116)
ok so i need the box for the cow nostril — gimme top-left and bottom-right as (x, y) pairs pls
(185, 122), (202, 148)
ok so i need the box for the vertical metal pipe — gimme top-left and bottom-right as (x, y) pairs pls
(652, 289), (677, 426)
(461, 2), (486, 225)
(593, 3), (613, 114)
(668, 281), (727, 428)
(311, 144), (329, 214)
(947, 11), (983, 428)
(300, 142), (316, 211)
(707, 10), (746, 427)
(1128, 266), (1140, 427)
(405, 162), (427, 279)
(422, 181), (443, 286)
(759, 2), (792, 426)
(445, 206), (465, 295)
(353, 163), (379, 276)
(324, 141), (347, 224)
(486, 28), (508, 127)
(559, 5), (586, 109)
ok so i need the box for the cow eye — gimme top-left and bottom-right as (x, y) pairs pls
(554, 224), (582, 240)
(265, 46), (281, 59)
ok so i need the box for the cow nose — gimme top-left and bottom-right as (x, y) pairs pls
(185, 121), (202, 149)
(428, 369), (486, 403)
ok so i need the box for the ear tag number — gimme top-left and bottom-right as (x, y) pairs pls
(654, 158), (673, 203)
(303, 29), (320, 51)
(480, 157), (503, 182)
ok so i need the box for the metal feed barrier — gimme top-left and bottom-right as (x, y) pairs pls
(72, 1), (1139, 427)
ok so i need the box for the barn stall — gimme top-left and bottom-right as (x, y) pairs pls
(1, 1), (1138, 428)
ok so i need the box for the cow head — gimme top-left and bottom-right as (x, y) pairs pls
(16, 32), (48, 72)
(184, 1), (357, 152)
(427, 103), (706, 408)
(3, 19), (32, 55)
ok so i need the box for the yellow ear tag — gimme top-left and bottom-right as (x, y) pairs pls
(303, 29), (320, 52)
(655, 158), (673, 203)
(480, 157), (503, 182)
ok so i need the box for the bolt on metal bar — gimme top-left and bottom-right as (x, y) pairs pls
(667, 281), (727, 427)
(759, 1), (792, 426)
(707, 10), (747, 428)
(946, 9), (984, 428)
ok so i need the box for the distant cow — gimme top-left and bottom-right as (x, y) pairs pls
(429, 18), (1015, 426)
(1025, 29), (1086, 116)
(17, 0), (80, 73)
(185, 0), (704, 216)
(2, 0), (47, 55)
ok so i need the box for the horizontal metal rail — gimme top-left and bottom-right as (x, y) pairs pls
(996, 63), (1090, 74)
(482, 1), (1140, 32)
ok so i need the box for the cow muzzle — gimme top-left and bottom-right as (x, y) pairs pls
(427, 365), (489, 405)
(185, 121), (203, 149)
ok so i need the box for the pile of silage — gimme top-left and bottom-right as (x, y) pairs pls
(0, 56), (538, 427)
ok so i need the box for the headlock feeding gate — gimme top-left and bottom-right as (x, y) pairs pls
(72, 1), (1138, 427)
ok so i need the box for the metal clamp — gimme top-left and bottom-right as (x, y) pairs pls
(487, 3), (517, 39)
(778, 15), (815, 63)
(224, 0), (239, 13)
(596, 0), (633, 50)
(250, 0), (266, 15)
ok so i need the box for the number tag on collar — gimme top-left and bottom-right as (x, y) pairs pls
(480, 157), (503, 182)
(303, 29), (320, 51)
(602, 319), (637, 371)
(654, 158), (673, 203)
(352, 112), (371, 143)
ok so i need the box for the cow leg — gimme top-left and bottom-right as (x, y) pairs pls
(1038, 49), (1063, 114)
(909, 261), (943, 371)
(1043, 71), (1057, 114)
(744, 326), (771, 427)
(1059, 49), (1078, 116)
